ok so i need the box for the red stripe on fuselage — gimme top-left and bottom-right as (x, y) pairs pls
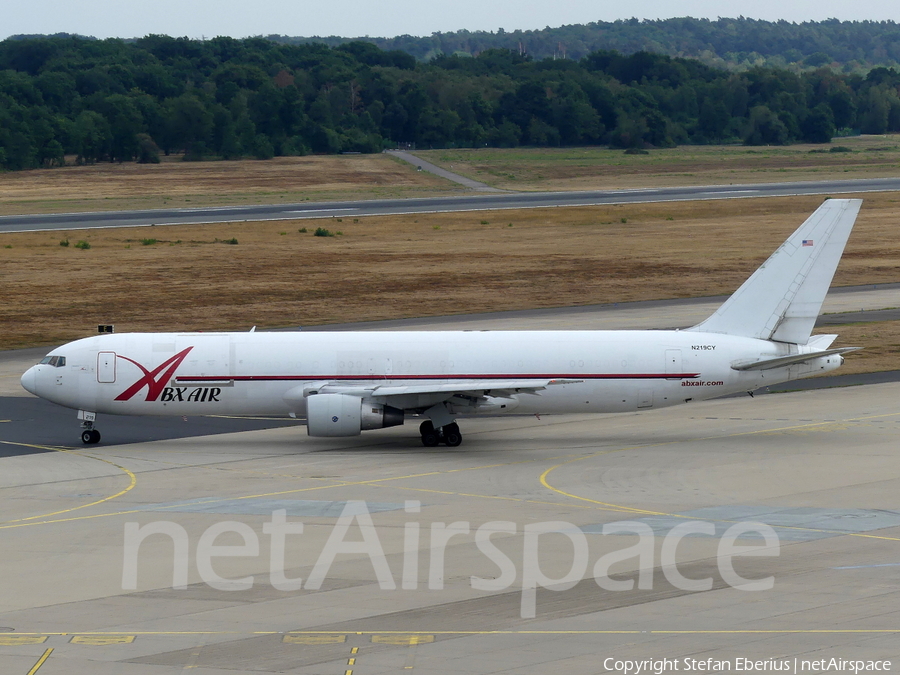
(174, 373), (701, 382)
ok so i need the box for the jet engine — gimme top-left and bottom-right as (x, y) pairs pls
(306, 393), (404, 437)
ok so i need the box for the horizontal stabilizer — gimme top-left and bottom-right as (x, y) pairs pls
(731, 347), (860, 371)
(690, 199), (862, 345)
(807, 334), (838, 350)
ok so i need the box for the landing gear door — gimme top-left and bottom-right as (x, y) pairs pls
(97, 351), (116, 383)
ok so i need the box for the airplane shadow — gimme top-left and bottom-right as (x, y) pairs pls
(0, 397), (300, 454)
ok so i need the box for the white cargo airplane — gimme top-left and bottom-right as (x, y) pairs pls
(22, 199), (862, 447)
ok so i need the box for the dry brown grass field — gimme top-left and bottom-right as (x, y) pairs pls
(2, 193), (899, 375)
(0, 154), (456, 216)
(2, 136), (900, 217)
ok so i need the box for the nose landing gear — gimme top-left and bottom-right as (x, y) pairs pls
(78, 410), (101, 444)
(419, 420), (462, 447)
(81, 427), (101, 444)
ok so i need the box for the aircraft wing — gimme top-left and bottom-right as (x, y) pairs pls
(317, 378), (581, 398)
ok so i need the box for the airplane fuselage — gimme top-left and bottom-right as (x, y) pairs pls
(21, 330), (842, 420)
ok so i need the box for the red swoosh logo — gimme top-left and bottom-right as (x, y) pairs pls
(114, 347), (194, 401)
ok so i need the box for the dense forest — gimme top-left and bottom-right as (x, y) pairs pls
(2, 34), (900, 171)
(270, 18), (900, 71)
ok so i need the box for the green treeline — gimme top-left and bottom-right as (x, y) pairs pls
(2, 34), (900, 171)
(273, 17), (900, 71)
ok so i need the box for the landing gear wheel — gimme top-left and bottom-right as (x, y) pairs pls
(81, 429), (100, 444)
(421, 430), (440, 447)
(419, 420), (435, 435)
(443, 423), (462, 447)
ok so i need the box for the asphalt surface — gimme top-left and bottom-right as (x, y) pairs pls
(386, 150), (501, 190)
(0, 397), (302, 455)
(3, 176), (900, 233)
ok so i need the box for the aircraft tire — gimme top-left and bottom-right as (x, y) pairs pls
(443, 423), (462, 447)
(81, 429), (100, 444)
(421, 430), (440, 447)
(419, 420), (434, 435)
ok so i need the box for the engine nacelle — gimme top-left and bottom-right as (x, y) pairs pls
(306, 394), (404, 437)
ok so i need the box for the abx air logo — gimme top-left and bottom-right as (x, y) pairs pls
(115, 347), (193, 402)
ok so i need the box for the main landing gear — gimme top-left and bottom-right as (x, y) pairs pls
(419, 420), (462, 447)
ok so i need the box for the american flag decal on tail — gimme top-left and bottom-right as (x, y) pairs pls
(802, 239), (814, 247)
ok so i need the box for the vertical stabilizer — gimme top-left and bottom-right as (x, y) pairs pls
(688, 199), (861, 345)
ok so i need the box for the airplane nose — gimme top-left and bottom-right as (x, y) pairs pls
(21, 366), (37, 395)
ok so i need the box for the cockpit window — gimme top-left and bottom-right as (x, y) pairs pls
(40, 355), (66, 367)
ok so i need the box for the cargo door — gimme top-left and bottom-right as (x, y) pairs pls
(174, 336), (231, 380)
(367, 357), (392, 377)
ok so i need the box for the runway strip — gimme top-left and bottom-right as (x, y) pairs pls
(3, 176), (900, 233)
